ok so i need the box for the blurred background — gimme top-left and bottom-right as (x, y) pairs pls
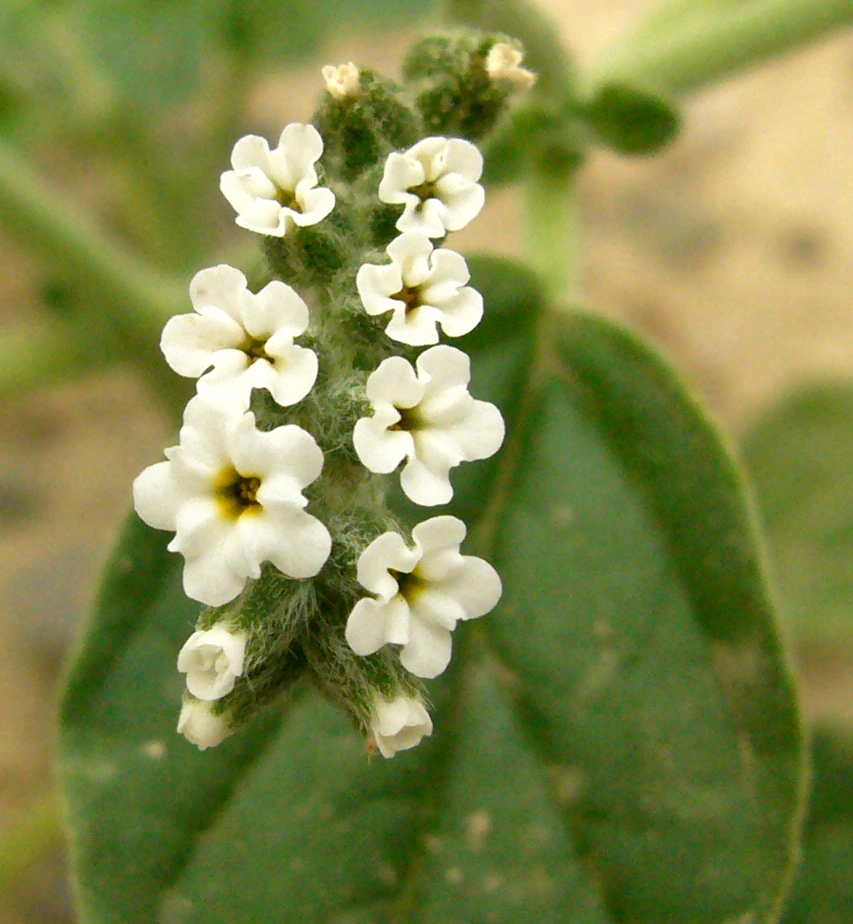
(2, 0), (853, 920)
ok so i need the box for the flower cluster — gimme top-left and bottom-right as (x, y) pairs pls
(132, 34), (533, 757)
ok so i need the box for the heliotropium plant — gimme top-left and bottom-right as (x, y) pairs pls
(2, 0), (853, 921)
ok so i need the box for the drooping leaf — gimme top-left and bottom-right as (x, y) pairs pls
(60, 260), (804, 923)
(742, 382), (853, 644)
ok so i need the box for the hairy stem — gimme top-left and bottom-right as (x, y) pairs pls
(591, 0), (853, 95)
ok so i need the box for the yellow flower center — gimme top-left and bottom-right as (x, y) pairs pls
(388, 405), (422, 432)
(214, 467), (263, 520)
(390, 285), (422, 316)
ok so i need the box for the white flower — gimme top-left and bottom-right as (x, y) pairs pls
(220, 123), (335, 237)
(353, 345), (504, 506)
(356, 233), (483, 346)
(370, 694), (433, 758)
(177, 625), (247, 701)
(378, 137), (485, 238)
(178, 698), (233, 750)
(346, 516), (501, 678)
(485, 43), (537, 89)
(160, 265), (318, 408)
(322, 62), (360, 100)
(133, 393), (331, 607)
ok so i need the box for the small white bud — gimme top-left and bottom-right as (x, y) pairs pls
(322, 62), (361, 101)
(177, 626), (247, 700)
(485, 43), (537, 90)
(370, 694), (433, 758)
(177, 698), (233, 750)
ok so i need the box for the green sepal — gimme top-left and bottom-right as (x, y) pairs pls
(403, 30), (527, 141)
(314, 67), (423, 185)
(583, 80), (681, 156)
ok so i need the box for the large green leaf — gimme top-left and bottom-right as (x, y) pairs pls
(60, 259), (804, 922)
(742, 382), (853, 644)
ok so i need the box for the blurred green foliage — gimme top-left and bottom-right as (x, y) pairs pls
(0, 0), (435, 271)
(743, 382), (853, 646)
(782, 726), (853, 924)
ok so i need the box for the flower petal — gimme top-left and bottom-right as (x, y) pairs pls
(229, 418), (323, 487)
(292, 186), (336, 225)
(245, 348), (318, 408)
(417, 344), (471, 391)
(443, 138), (484, 183)
(435, 174), (485, 231)
(346, 595), (410, 656)
(435, 286), (483, 338)
(161, 309), (245, 378)
(353, 417), (412, 473)
(379, 152), (424, 204)
(356, 531), (419, 597)
(412, 514), (466, 557)
(400, 455), (454, 506)
(189, 265), (248, 321)
(365, 355), (424, 407)
(356, 262), (404, 316)
(239, 280), (309, 340)
(133, 460), (180, 531)
(231, 135), (272, 171)
(384, 303), (442, 347)
(253, 507), (331, 578)
(178, 699), (233, 750)
(400, 616), (453, 678)
(438, 556), (502, 620)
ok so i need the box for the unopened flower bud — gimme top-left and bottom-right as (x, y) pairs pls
(370, 694), (433, 758)
(485, 43), (537, 90)
(322, 62), (361, 101)
(178, 625), (246, 700)
(177, 698), (233, 750)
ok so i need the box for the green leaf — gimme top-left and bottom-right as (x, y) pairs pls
(484, 309), (804, 920)
(742, 382), (853, 644)
(782, 726), (853, 924)
(61, 261), (804, 922)
(584, 81), (681, 155)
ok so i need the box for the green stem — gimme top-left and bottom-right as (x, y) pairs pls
(0, 793), (62, 894)
(591, 0), (853, 95)
(523, 168), (580, 308)
(0, 139), (184, 355)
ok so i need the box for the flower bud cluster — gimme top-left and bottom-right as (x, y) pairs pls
(132, 31), (533, 757)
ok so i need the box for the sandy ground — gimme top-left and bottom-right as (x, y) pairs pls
(2, 1), (853, 919)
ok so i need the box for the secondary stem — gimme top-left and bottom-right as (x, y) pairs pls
(523, 167), (581, 309)
(591, 0), (853, 95)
